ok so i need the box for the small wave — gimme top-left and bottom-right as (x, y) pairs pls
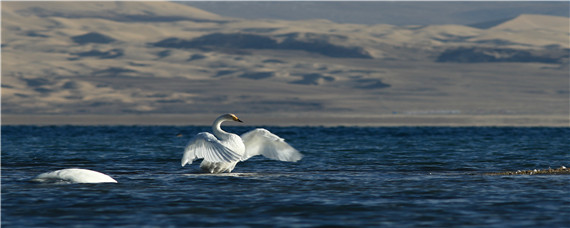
(182, 172), (292, 178)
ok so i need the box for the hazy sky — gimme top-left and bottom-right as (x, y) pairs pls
(182, 1), (569, 26)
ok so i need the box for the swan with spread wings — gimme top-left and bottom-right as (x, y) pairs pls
(181, 113), (303, 173)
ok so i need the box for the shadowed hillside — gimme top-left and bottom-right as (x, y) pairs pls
(2, 2), (568, 125)
(151, 33), (373, 58)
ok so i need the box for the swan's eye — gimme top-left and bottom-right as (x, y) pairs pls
(230, 114), (239, 121)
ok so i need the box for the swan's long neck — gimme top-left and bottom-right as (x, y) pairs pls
(212, 116), (230, 139)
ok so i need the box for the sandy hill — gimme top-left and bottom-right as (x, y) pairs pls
(2, 1), (223, 22)
(490, 14), (569, 32)
(1, 2), (568, 125)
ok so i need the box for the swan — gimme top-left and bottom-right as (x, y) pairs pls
(31, 168), (117, 184)
(181, 113), (303, 173)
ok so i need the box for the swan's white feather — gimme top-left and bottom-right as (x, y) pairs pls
(181, 114), (302, 173)
(32, 168), (117, 184)
(240, 128), (303, 162)
(181, 132), (243, 167)
(200, 160), (238, 173)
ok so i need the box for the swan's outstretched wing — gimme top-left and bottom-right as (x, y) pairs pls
(181, 132), (242, 167)
(240, 128), (303, 162)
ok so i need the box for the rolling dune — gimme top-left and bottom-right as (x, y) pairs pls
(2, 2), (568, 126)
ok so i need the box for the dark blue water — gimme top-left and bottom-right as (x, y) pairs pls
(2, 126), (569, 227)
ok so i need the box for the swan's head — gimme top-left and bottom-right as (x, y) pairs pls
(223, 113), (243, 123)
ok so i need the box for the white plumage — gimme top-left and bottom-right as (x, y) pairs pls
(31, 168), (117, 184)
(240, 128), (302, 162)
(181, 113), (303, 173)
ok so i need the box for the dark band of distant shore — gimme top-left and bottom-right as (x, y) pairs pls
(2, 114), (568, 127)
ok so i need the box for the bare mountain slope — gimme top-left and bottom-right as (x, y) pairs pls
(490, 14), (569, 32)
(2, 1), (224, 22)
(2, 2), (568, 125)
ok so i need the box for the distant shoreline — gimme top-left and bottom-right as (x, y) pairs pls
(2, 114), (568, 127)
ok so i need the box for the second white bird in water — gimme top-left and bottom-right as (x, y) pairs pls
(181, 113), (303, 173)
(31, 168), (117, 184)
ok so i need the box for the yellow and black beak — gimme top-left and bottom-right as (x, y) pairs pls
(229, 114), (243, 123)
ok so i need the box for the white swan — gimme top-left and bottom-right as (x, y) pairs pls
(31, 168), (117, 184)
(181, 113), (303, 173)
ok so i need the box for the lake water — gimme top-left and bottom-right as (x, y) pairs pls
(2, 126), (569, 227)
